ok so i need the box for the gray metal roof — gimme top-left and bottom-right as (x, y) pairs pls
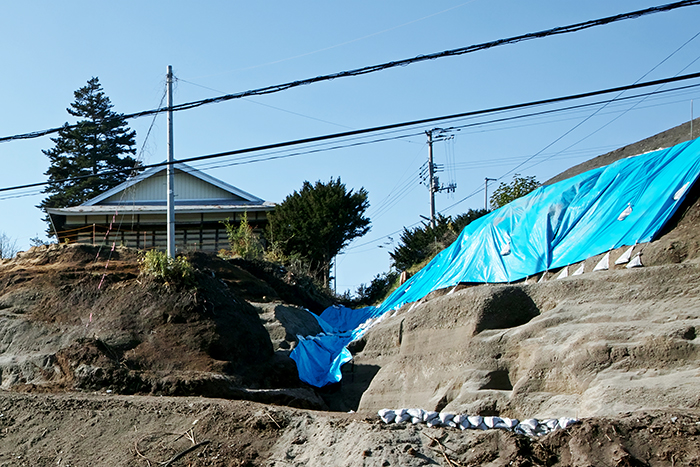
(46, 202), (275, 216)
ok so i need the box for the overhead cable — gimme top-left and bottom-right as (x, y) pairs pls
(2, 0), (698, 144)
(2, 73), (700, 195)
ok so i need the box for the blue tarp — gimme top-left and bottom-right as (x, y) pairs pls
(291, 138), (700, 387)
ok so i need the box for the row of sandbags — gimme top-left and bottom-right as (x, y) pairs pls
(378, 408), (578, 437)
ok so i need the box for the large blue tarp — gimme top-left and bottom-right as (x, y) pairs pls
(291, 138), (700, 387)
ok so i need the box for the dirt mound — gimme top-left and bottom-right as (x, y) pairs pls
(0, 244), (331, 408)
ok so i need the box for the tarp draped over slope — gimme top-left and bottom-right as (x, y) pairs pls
(291, 138), (700, 387)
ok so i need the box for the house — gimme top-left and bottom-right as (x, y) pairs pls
(45, 162), (275, 252)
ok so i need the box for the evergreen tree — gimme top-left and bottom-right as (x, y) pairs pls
(38, 77), (140, 233)
(267, 178), (371, 287)
(490, 174), (540, 210)
(389, 209), (487, 272)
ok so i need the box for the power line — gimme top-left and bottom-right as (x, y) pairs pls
(2, 0), (698, 144)
(2, 73), (700, 195)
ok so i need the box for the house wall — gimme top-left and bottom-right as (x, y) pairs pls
(58, 211), (269, 253)
(103, 169), (244, 203)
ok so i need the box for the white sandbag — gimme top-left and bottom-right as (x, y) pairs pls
(423, 411), (439, 423)
(453, 414), (468, 430)
(544, 419), (559, 431)
(556, 266), (569, 280)
(674, 181), (690, 200)
(626, 253), (643, 268)
(396, 409), (411, 424)
(615, 245), (634, 265)
(515, 418), (538, 437)
(558, 417), (578, 429)
(407, 408), (424, 424)
(378, 409), (396, 424)
(467, 415), (483, 428)
(572, 263), (585, 276)
(593, 252), (610, 271)
(427, 418), (442, 428)
(617, 203), (633, 221)
(459, 417), (473, 430)
(439, 412), (456, 428)
(483, 416), (500, 428)
(499, 417), (519, 429)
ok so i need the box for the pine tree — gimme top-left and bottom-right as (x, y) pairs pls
(38, 77), (140, 233)
(267, 178), (371, 287)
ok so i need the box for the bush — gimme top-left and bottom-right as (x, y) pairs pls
(139, 249), (194, 287)
(490, 174), (540, 210)
(389, 209), (487, 272)
(353, 271), (400, 307)
(222, 213), (264, 260)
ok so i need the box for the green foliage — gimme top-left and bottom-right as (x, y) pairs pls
(139, 249), (194, 287)
(389, 209), (487, 272)
(490, 174), (541, 210)
(267, 177), (371, 287)
(222, 213), (264, 260)
(29, 235), (50, 247)
(354, 271), (400, 307)
(38, 77), (141, 235)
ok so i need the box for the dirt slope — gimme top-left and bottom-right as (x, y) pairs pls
(350, 258), (700, 419)
(0, 245), (327, 408)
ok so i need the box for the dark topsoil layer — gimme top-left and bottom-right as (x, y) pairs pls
(0, 246), (334, 408)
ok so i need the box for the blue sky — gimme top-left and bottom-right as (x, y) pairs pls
(1, 1), (699, 294)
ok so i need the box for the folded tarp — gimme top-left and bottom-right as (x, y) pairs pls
(291, 138), (700, 387)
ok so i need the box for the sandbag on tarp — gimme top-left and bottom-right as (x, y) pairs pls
(291, 138), (700, 387)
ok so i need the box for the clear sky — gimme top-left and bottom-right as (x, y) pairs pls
(1, 1), (699, 294)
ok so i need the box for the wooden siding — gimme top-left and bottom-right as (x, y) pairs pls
(71, 226), (244, 253)
(102, 169), (244, 203)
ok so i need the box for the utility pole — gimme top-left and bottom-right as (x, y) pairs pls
(423, 128), (456, 228)
(485, 178), (496, 211)
(426, 130), (436, 228)
(166, 65), (175, 258)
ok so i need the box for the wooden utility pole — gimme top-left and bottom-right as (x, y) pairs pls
(424, 128), (456, 227)
(166, 65), (175, 258)
(426, 130), (436, 228)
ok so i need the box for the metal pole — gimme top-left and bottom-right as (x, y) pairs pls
(427, 130), (436, 229)
(166, 65), (175, 258)
(692, 99), (694, 140)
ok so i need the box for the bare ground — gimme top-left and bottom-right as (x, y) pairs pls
(1, 391), (700, 466)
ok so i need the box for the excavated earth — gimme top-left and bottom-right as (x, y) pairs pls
(3, 122), (700, 466)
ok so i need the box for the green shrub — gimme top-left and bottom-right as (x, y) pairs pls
(389, 209), (487, 272)
(139, 249), (194, 287)
(222, 213), (264, 260)
(354, 271), (400, 307)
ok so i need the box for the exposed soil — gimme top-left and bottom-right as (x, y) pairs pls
(2, 120), (700, 465)
(1, 392), (700, 466)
